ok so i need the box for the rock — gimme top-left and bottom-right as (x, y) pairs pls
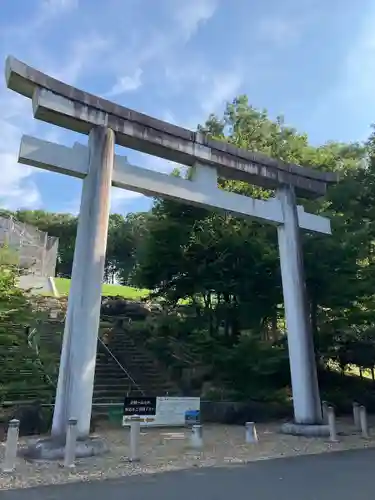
(11, 402), (51, 437)
(100, 297), (152, 320)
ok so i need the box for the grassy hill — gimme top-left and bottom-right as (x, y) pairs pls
(54, 277), (149, 299)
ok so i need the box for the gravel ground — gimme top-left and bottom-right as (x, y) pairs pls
(1, 419), (374, 491)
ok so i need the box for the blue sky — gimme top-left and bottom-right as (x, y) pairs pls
(0, 0), (374, 215)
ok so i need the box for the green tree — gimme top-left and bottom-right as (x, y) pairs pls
(133, 94), (375, 398)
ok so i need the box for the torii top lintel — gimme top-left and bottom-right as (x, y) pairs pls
(5, 56), (338, 199)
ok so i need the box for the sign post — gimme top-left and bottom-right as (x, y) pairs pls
(129, 416), (141, 462)
(122, 398), (157, 462)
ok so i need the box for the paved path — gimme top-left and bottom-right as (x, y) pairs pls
(2, 448), (374, 499)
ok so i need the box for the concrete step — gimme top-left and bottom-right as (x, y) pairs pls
(94, 379), (133, 387)
(115, 356), (159, 366)
(94, 373), (131, 380)
(94, 369), (135, 378)
(93, 395), (141, 403)
(93, 397), (125, 404)
(94, 381), (133, 389)
(96, 354), (153, 365)
(109, 354), (154, 364)
(94, 370), (130, 377)
(93, 390), (132, 398)
(95, 364), (127, 372)
(94, 379), (133, 386)
(46, 328), (178, 400)
(94, 370), (129, 377)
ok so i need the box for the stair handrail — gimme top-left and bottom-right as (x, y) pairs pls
(27, 326), (57, 389)
(98, 337), (145, 395)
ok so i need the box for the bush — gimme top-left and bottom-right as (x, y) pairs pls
(0, 246), (54, 405)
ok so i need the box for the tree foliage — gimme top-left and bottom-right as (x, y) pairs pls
(130, 96), (375, 400)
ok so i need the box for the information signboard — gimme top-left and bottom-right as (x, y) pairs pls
(122, 396), (200, 427)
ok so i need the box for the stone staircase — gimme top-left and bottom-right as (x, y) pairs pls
(33, 321), (179, 415)
(102, 328), (179, 400)
(0, 326), (54, 405)
(92, 339), (144, 407)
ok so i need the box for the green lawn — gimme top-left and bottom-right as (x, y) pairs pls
(54, 277), (150, 299)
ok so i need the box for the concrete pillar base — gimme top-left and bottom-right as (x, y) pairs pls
(280, 422), (330, 437)
(19, 436), (109, 461)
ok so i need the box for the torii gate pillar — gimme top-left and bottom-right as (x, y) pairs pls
(277, 185), (321, 424)
(53, 126), (114, 440)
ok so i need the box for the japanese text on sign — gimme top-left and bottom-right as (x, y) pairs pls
(123, 396), (157, 417)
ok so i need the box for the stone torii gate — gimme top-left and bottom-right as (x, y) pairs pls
(5, 56), (337, 455)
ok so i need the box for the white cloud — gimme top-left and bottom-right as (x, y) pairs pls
(310, 6), (375, 141)
(0, 95), (40, 209)
(43, 0), (78, 13)
(110, 187), (143, 211)
(64, 186), (142, 216)
(162, 63), (243, 129)
(135, 152), (178, 174)
(256, 17), (303, 47)
(107, 68), (143, 97)
(103, 0), (218, 95)
(340, 10), (375, 103)
(0, 26), (112, 211)
(46, 34), (112, 84)
(170, 0), (218, 41)
(162, 110), (179, 125)
(0, 153), (41, 210)
(200, 72), (243, 115)
(1, 0), (78, 41)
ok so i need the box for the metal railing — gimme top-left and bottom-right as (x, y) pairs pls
(27, 326), (57, 389)
(26, 325), (145, 396)
(0, 215), (59, 277)
(98, 337), (145, 395)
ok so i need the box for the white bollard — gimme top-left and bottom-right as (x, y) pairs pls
(129, 416), (141, 462)
(359, 405), (369, 439)
(327, 406), (338, 442)
(353, 402), (361, 430)
(63, 418), (78, 468)
(2, 419), (20, 473)
(245, 422), (258, 444)
(322, 401), (329, 424)
(190, 424), (203, 449)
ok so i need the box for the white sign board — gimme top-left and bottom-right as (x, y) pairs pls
(122, 396), (200, 427)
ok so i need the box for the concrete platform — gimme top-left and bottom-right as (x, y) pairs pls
(20, 436), (108, 461)
(280, 422), (330, 437)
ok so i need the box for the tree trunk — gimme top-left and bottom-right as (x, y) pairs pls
(271, 312), (278, 341)
(310, 294), (318, 337)
(223, 292), (230, 338)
